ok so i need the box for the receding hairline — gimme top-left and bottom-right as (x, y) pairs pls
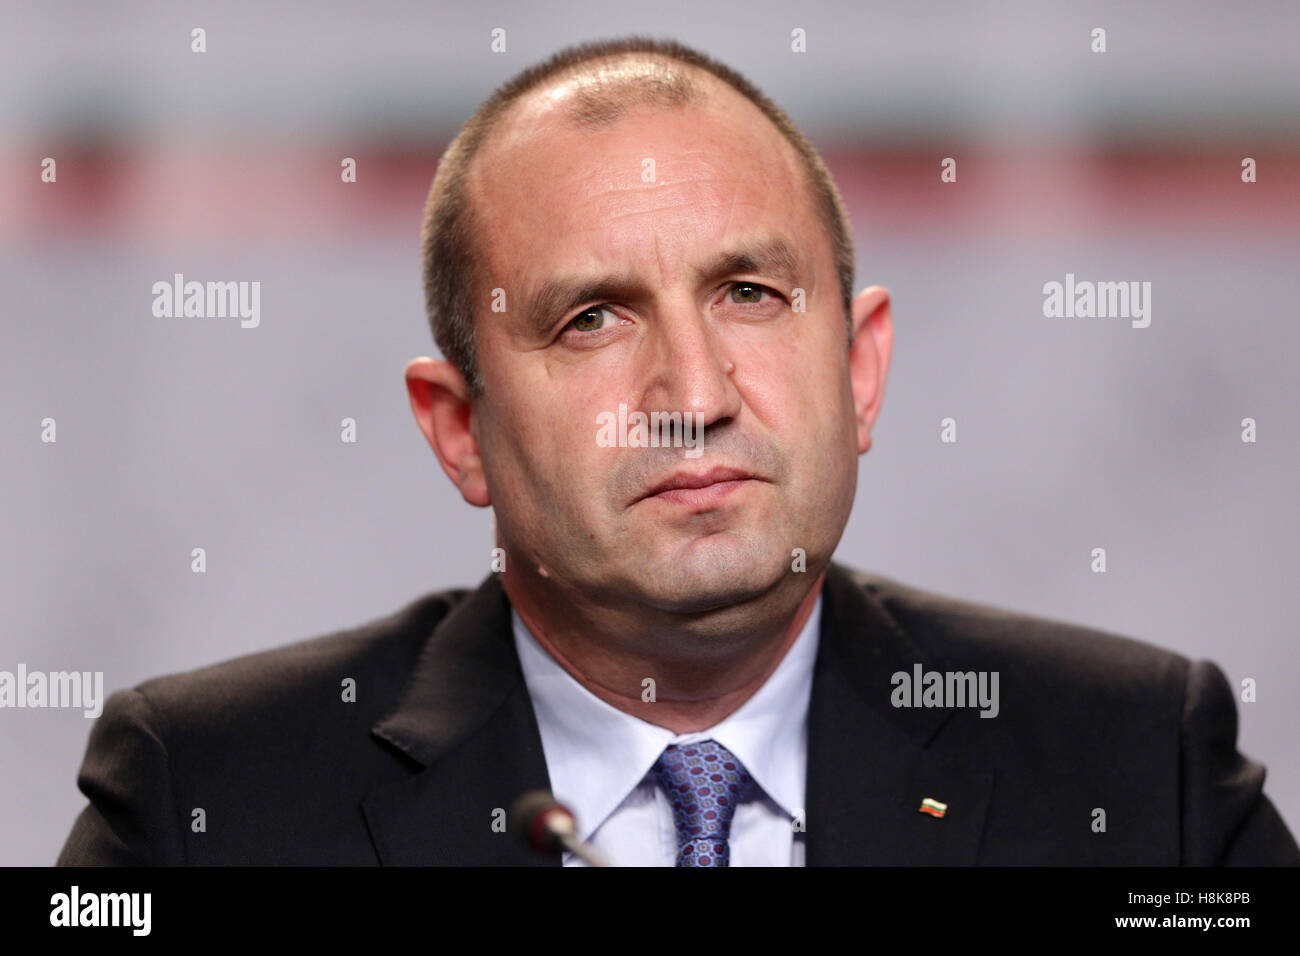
(463, 55), (790, 213)
(485, 56), (715, 142)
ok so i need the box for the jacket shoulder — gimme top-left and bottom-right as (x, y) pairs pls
(130, 586), (471, 733)
(831, 565), (1299, 865)
(839, 565), (1191, 698)
(58, 586), (478, 865)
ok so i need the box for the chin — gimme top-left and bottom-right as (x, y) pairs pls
(633, 536), (787, 614)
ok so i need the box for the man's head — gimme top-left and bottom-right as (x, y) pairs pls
(407, 36), (892, 632)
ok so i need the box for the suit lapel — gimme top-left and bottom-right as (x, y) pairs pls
(362, 562), (993, 866)
(361, 573), (557, 865)
(806, 563), (993, 865)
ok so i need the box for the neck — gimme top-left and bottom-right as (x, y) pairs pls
(506, 569), (826, 735)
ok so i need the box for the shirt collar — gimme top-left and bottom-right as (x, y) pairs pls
(511, 593), (822, 843)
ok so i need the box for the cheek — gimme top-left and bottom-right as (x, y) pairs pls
(499, 400), (616, 516)
(480, 338), (629, 497)
(475, 392), (550, 499)
(735, 317), (847, 423)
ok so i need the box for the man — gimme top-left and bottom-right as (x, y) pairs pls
(59, 37), (1298, 866)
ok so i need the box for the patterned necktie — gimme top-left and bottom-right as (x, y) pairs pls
(652, 739), (755, 867)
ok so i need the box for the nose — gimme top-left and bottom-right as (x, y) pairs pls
(638, 300), (742, 431)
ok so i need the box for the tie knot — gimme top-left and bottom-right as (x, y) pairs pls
(652, 739), (755, 866)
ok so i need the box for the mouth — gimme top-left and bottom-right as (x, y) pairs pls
(638, 466), (760, 507)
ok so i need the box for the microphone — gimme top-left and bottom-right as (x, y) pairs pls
(509, 790), (612, 867)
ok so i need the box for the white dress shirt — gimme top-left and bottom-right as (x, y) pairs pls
(510, 594), (822, 867)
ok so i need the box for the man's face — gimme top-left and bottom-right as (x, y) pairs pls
(465, 81), (861, 615)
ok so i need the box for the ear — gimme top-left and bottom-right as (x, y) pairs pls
(847, 285), (894, 455)
(404, 357), (491, 507)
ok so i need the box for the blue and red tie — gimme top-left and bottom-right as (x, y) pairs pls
(652, 739), (755, 867)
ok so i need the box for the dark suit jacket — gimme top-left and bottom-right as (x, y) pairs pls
(57, 563), (1299, 865)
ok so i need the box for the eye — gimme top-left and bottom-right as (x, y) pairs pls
(568, 305), (617, 334)
(728, 282), (778, 304)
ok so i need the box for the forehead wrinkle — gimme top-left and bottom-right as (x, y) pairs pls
(596, 198), (730, 225)
(717, 172), (745, 252)
(654, 228), (668, 299)
(586, 191), (777, 233)
(604, 164), (783, 199)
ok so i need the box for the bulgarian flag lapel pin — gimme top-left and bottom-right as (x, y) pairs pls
(919, 797), (948, 818)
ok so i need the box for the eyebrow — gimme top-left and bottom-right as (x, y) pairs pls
(520, 236), (804, 337)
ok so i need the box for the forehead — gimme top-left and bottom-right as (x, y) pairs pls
(466, 75), (818, 281)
